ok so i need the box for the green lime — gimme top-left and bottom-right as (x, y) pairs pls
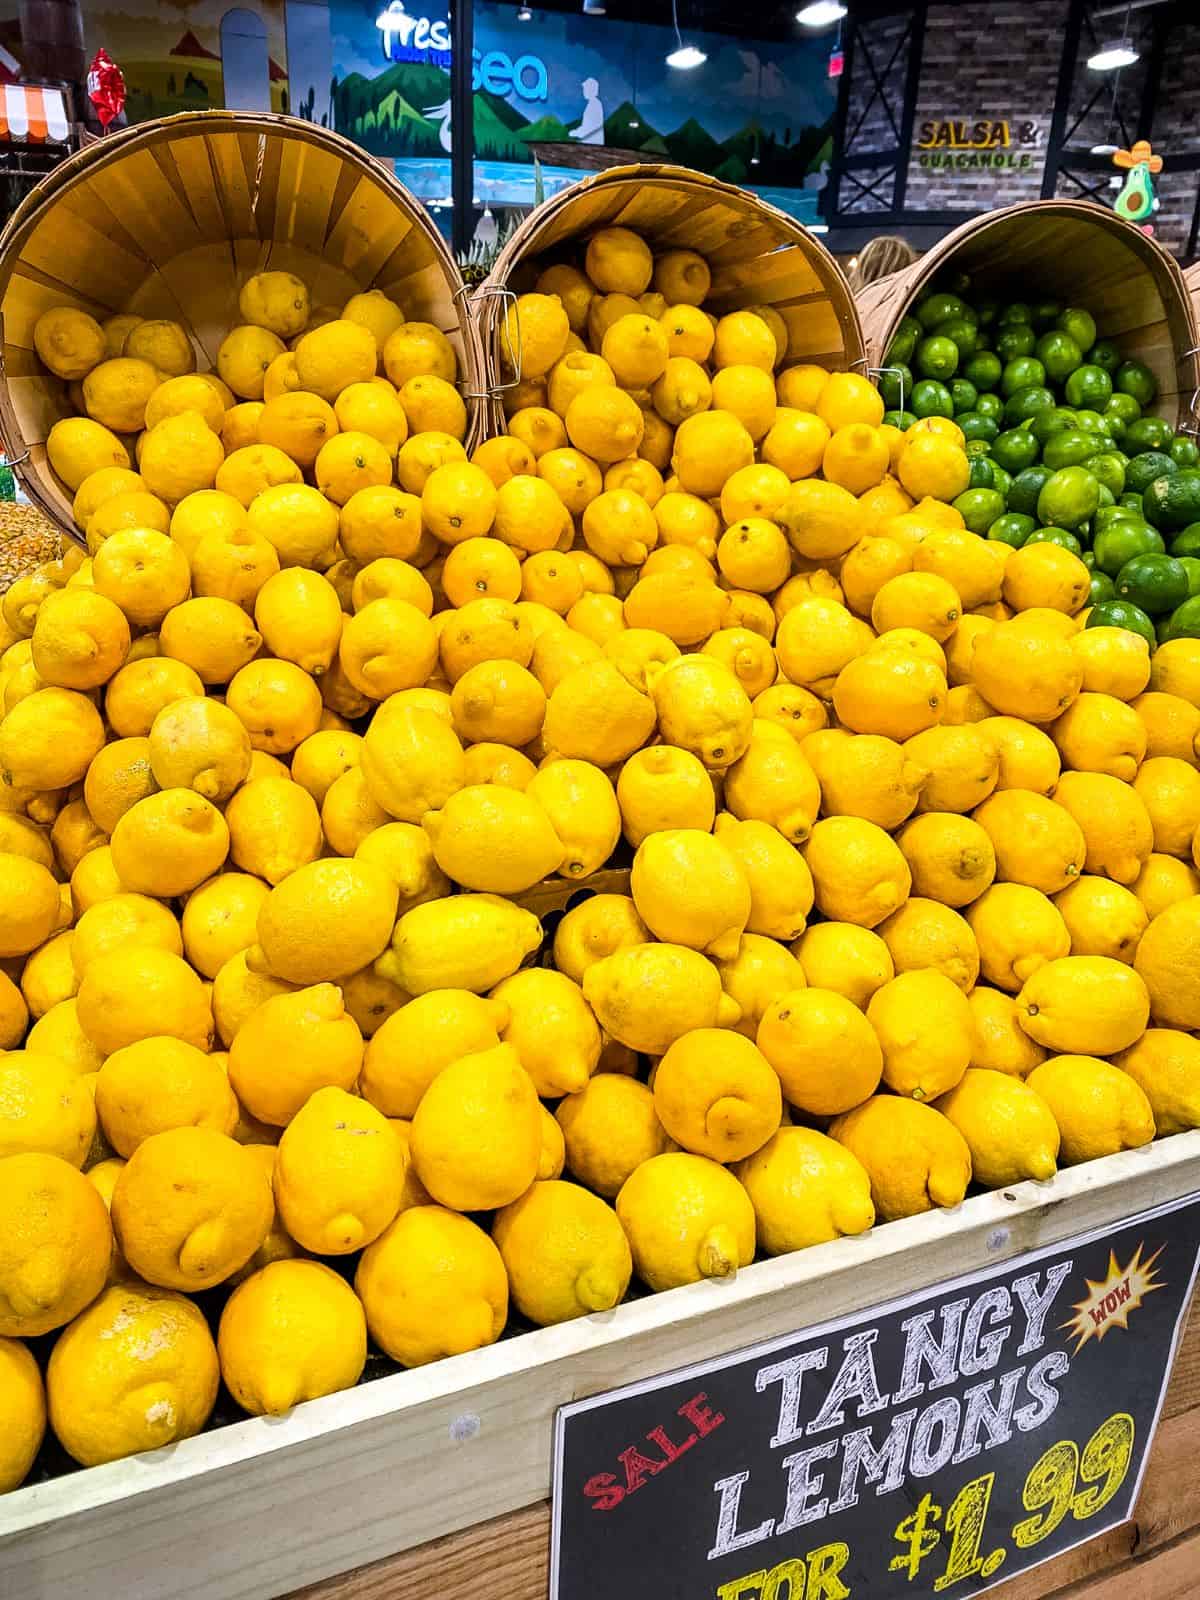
(990, 512), (1037, 546)
(1008, 465), (1054, 517)
(966, 438), (990, 458)
(1114, 553), (1191, 615)
(1030, 299), (1062, 329)
(1123, 416), (1174, 454)
(967, 455), (995, 490)
(1028, 406), (1078, 445)
(1096, 483), (1116, 510)
(888, 315), (922, 366)
(1161, 595), (1200, 641)
(1001, 357), (1045, 397)
(1089, 570), (1116, 604)
(1170, 523), (1200, 558)
(999, 303), (1033, 326)
(916, 293), (968, 330)
(1125, 451), (1177, 496)
(1074, 409), (1111, 435)
(939, 317), (979, 358)
(883, 409), (917, 431)
(1035, 330), (1083, 382)
(1004, 386), (1055, 426)
(1116, 359), (1157, 407)
(1106, 393), (1142, 426)
(916, 335), (959, 381)
(990, 427), (1039, 475)
(975, 298), (999, 327)
(992, 425), (1036, 473)
(950, 378), (979, 414)
(1057, 307), (1097, 353)
(877, 365), (912, 410)
(1092, 519), (1166, 576)
(988, 462), (1013, 500)
(1086, 598), (1157, 646)
(1089, 339), (1121, 374)
(953, 487), (1007, 534)
(1037, 465), (1100, 530)
(975, 393), (1004, 421)
(958, 412), (998, 445)
(1143, 469), (1200, 532)
(1171, 437), (1200, 468)
(1042, 428), (1097, 470)
(1105, 416), (1128, 445)
(1087, 452), (1127, 497)
(1093, 505), (1142, 533)
(996, 325), (1037, 362)
(1064, 364), (1113, 409)
(911, 380), (955, 420)
(1025, 525), (1081, 554)
(1178, 557), (1200, 597)
(963, 351), (1002, 391)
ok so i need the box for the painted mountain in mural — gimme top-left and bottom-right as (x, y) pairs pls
(333, 63), (532, 158)
(603, 102), (669, 155)
(331, 65), (832, 185)
(663, 117), (726, 170)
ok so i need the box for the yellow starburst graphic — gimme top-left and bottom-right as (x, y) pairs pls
(1061, 1244), (1166, 1354)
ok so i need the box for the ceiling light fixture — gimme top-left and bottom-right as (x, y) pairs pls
(517, 3), (532, 16)
(1088, 38), (1139, 69)
(797, 1), (847, 27)
(1090, 141), (1119, 154)
(667, 0), (706, 68)
(582, 0), (606, 13)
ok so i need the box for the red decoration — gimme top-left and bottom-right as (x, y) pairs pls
(87, 49), (126, 130)
(828, 49), (844, 79)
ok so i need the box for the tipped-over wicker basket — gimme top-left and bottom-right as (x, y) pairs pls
(473, 164), (864, 438)
(0, 110), (483, 536)
(858, 200), (1199, 428)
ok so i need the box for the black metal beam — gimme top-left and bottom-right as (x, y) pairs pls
(450, 0), (474, 259)
(891, 1), (926, 213)
(1136, 1), (1170, 143)
(825, 10), (855, 224)
(1041, 0), (1087, 198)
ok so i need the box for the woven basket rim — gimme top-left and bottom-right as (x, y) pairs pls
(470, 161), (864, 440)
(856, 197), (1199, 427)
(0, 109), (482, 540)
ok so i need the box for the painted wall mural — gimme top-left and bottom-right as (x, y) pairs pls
(317, 0), (835, 221)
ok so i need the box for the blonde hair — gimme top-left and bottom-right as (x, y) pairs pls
(849, 235), (918, 293)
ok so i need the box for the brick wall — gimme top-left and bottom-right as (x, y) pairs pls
(835, 0), (1200, 259)
(904, 0), (1068, 212)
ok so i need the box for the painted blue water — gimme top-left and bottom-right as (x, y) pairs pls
(392, 156), (822, 226)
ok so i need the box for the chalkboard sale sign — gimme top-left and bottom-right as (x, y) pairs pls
(551, 1194), (1200, 1600)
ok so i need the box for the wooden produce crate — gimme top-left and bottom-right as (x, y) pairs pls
(858, 200), (1200, 428)
(0, 110), (485, 540)
(472, 163), (865, 439)
(2, 1130), (1198, 1600)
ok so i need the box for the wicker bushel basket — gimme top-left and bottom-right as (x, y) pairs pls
(0, 110), (484, 537)
(473, 164), (864, 436)
(858, 200), (1199, 427)
(1185, 261), (1200, 424)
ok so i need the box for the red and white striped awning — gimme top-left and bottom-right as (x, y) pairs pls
(0, 85), (69, 143)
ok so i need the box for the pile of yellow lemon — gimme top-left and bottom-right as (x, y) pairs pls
(1, 231), (1199, 1495)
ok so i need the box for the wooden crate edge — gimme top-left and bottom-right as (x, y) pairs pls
(2, 1132), (1198, 1600)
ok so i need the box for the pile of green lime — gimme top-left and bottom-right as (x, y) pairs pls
(884, 285), (1200, 645)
